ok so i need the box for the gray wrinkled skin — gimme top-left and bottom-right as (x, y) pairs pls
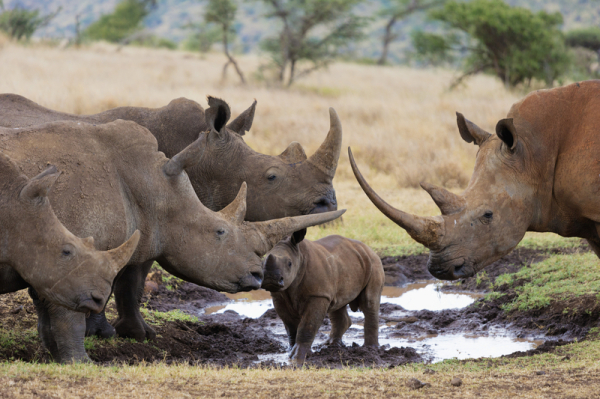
(0, 94), (342, 220)
(0, 120), (344, 362)
(0, 153), (139, 314)
(350, 81), (600, 281)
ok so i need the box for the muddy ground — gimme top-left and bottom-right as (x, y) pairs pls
(0, 243), (595, 367)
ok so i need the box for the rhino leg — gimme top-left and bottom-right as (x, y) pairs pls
(29, 288), (90, 363)
(112, 261), (156, 341)
(290, 297), (329, 365)
(325, 305), (351, 346)
(85, 311), (116, 338)
(359, 273), (384, 348)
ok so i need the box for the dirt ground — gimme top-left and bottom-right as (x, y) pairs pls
(0, 245), (594, 368)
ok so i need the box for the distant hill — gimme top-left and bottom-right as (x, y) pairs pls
(4, 0), (600, 62)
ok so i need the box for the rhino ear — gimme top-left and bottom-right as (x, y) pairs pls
(205, 96), (231, 133)
(279, 142), (308, 164)
(496, 118), (518, 151)
(456, 112), (491, 146)
(227, 99), (256, 136)
(291, 228), (306, 246)
(164, 133), (206, 176)
(219, 182), (247, 224)
(20, 165), (61, 204)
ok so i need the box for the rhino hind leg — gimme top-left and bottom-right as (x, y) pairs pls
(112, 261), (156, 341)
(359, 268), (384, 348)
(325, 305), (351, 346)
(86, 311), (116, 339)
(29, 288), (90, 363)
(290, 297), (329, 365)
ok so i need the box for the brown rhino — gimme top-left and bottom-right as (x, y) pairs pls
(0, 94), (341, 219)
(0, 153), (140, 313)
(262, 229), (384, 364)
(349, 80), (600, 280)
(0, 120), (344, 362)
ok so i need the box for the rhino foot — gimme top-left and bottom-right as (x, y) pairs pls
(86, 312), (116, 338)
(113, 315), (157, 342)
(324, 338), (345, 347)
(289, 343), (311, 365)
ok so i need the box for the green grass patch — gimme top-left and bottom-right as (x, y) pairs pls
(489, 252), (600, 313)
(0, 330), (37, 350)
(139, 309), (199, 326)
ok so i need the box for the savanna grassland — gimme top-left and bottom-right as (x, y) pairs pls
(1, 41), (599, 398)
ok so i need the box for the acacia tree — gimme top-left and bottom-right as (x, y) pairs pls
(260, 0), (366, 87)
(205, 0), (245, 84)
(84, 0), (156, 43)
(414, 0), (569, 87)
(0, 1), (60, 41)
(377, 0), (445, 65)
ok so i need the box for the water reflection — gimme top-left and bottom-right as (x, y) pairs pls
(381, 281), (483, 311)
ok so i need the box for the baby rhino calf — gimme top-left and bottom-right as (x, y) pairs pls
(262, 229), (384, 364)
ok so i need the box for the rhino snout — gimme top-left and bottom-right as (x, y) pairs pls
(427, 256), (472, 281)
(75, 291), (107, 314)
(238, 271), (263, 292)
(310, 192), (338, 214)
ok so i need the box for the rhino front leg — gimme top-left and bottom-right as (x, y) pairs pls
(29, 288), (90, 363)
(112, 261), (156, 341)
(290, 297), (329, 365)
(85, 311), (116, 338)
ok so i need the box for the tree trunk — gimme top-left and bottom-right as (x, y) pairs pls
(378, 16), (397, 66)
(287, 59), (296, 87)
(221, 26), (245, 84)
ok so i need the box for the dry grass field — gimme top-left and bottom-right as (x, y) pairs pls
(0, 42), (593, 398)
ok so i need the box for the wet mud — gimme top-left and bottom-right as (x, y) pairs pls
(0, 244), (595, 367)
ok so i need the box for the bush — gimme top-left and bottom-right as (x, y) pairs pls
(84, 0), (148, 43)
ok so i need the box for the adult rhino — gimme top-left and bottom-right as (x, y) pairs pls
(0, 94), (341, 219)
(0, 153), (140, 313)
(0, 120), (344, 362)
(349, 80), (600, 281)
(0, 93), (342, 340)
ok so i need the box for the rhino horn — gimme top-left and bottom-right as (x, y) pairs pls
(164, 134), (206, 176)
(420, 182), (466, 215)
(219, 182), (247, 224)
(106, 230), (141, 274)
(279, 142), (308, 164)
(248, 209), (346, 255)
(20, 165), (61, 203)
(348, 148), (444, 249)
(227, 99), (257, 136)
(305, 108), (342, 179)
(456, 112), (491, 146)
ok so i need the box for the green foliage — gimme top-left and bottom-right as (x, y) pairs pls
(0, 5), (60, 41)
(411, 30), (457, 65)
(260, 0), (367, 86)
(419, 0), (570, 87)
(565, 27), (600, 52)
(84, 0), (149, 43)
(489, 252), (600, 313)
(205, 0), (237, 29)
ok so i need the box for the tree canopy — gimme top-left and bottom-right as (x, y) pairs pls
(414, 0), (570, 87)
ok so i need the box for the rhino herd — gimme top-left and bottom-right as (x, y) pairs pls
(1, 80), (600, 364)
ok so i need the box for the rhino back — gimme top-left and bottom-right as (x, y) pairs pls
(0, 120), (163, 254)
(299, 236), (377, 310)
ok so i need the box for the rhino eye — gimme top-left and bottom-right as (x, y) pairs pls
(216, 228), (226, 236)
(267, 175), (276, 181)
(483, 211), (493, 219)
(61, 248), (72, 257)
(288, 261), (292, 268)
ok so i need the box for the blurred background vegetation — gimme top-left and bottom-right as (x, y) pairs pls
(0, 0), (599, 88)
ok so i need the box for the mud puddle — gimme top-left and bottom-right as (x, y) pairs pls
(202, 282), (541, 364)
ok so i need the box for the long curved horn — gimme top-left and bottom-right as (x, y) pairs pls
(348, 148), (444, 249)
(305, 108), (342, 179)
(219, 182), (247, 224)
(106, 230), (141, 274)
(247, 209), (346, 255)
(420, 182), (465, 215)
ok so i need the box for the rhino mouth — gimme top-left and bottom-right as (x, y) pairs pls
(308, 193), (338, 215)
(428, 256), (472, 281)
(236, 272), (263, 292)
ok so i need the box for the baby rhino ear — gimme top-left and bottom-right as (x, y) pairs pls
(291, 228), (307, 246)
